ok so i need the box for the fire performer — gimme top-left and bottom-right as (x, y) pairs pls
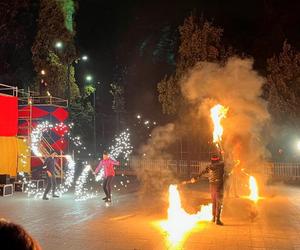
(42, 150), (59, 200)
(94, 151), (120, 202)
(185, 153), (225, 225)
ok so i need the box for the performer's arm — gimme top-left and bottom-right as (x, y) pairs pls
(109, 158), (120, 166)
(193, 165), (210, 181)
(182, 165), (210, 184)
(42, 158), (48, 170)
(94, 161), (103, 174)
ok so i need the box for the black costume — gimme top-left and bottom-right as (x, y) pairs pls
(197, 160), (225, 225)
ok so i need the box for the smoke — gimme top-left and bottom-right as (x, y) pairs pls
(138, 123), (176, 158)
(181, 57), (270, 170)
(135, 123), (177, 196)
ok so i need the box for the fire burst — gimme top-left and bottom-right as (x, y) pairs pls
(210, 104), (228, 144)
(248, 176), (259, 203)
(159, 185), (212, 248)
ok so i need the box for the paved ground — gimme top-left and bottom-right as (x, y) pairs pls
(1, 178), (300, 250)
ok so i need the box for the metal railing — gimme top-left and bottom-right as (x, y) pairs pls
(18, 96), (68, 107)
(115, 159), (300, 180)
(0, 83), (18, 96)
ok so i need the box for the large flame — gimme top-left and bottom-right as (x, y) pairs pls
(210, 104), (228, 143)
(160, 185), (212, 247)
(248, 176), (259, 203)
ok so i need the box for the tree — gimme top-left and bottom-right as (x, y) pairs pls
(157, 14), (232, 115)
(69, 86), (95, 143)
(265, 41), (300, 126)
(0, 0), (35, 86)
(110, 83), (125, 132)
(31, 0), (79, 101)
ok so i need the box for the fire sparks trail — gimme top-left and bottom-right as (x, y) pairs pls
(210, 104), (228, 144)
(159, 185), (212, 248)
(248, 176), (259, 203)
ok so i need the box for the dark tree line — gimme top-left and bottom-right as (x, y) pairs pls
(157, 13), (300, 128)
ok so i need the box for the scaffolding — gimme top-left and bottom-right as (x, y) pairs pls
(0, 84), (68, 178)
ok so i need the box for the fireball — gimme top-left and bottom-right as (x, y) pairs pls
(159, 185), (212, 248)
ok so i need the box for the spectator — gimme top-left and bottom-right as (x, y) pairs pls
(0, 218), (42, 250)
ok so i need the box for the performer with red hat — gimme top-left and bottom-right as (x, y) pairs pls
(184, 152), (225, 225)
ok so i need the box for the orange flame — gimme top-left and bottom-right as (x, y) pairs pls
(248, 176), (259, 203)
(210, 104), (228, 143)
(159, 185), (212, 247)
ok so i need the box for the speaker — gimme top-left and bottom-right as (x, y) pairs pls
(14, 182), (25, 192)
(0, 184), (13, 196)
(0, 174), (10, 184)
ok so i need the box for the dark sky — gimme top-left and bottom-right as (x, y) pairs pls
(76, 0), (300, 120)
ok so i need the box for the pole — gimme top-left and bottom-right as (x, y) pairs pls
(93, 89), (96, 155)
(67, 63), (71, 105)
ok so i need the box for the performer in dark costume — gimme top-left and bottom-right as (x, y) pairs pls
(42, 151), (59, 200)
(187, 153), (225, 225)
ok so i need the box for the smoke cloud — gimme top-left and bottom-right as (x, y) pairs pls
(134, 123), (177, 196)
(181, 57), (270, 170)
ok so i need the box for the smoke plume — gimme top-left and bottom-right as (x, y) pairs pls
(135, 123), (177, 196)
(181, 57), (270, 170)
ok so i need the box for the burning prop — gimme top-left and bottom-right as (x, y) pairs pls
(158, 185), (212, 248)
(210, 104), (228, 151)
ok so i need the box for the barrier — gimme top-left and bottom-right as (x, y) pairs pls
(115, 159), (300, 180)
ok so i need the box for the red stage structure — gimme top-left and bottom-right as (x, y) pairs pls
(0, 83), (69, 178)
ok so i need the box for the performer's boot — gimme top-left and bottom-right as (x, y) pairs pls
(215, 206), (224, 226)
(211, 216), (215, 223)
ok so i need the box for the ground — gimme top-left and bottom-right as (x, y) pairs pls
(1, 177), (300, 250)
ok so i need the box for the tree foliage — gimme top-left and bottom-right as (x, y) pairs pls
(265, 41), (300, 126)
(110, 83), (125, 113)
(31, 0), (79, 100)
(157, 14), (232, 115)
(0, 0), (34, 86)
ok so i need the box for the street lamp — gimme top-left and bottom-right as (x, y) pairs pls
(85, 75), (93, 82)
(81, 55), (88, 61)
(55, 41), (63, 49)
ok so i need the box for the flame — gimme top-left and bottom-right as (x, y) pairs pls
(248, 176), (259, 203)
(159, 185), (212, 248)
(210, 104), (228, 143)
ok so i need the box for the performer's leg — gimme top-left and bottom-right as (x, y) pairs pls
(51, 175), (58, 197)
(43, 175), (51, 199)
(215, 184), (224, 225)
(106, 176), (114, 200)
(210, 183), (217, 222)
(102, 177), (109, 198)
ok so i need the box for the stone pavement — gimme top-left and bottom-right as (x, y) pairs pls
(1, 180), (300, 250)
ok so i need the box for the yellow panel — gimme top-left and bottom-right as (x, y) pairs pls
(0, 136), (18, 176)
(17, 138), (31, 173)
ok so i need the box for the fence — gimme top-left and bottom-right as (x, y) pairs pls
(115, 158), (300, 180)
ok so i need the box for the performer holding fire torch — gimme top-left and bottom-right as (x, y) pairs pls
(94, 151), (120, 202)
(185, 152), (225, 225)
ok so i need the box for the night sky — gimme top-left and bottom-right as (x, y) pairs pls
(76, 0), (300, 121)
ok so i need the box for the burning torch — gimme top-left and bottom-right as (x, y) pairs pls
(210, 104), (228, 161)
